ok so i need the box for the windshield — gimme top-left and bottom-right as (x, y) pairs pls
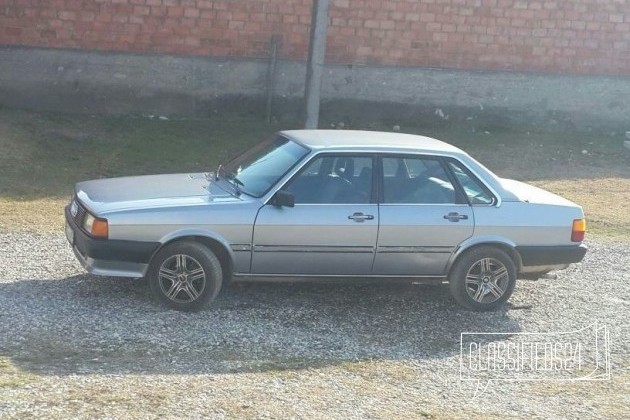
(222, 135), (310, 197)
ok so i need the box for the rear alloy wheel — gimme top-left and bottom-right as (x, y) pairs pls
(149, 241), (222, 312)
(448, 246), (516, 311)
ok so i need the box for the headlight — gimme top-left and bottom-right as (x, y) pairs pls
(83, 213), (95, 232)
(82, 212), (109, 238)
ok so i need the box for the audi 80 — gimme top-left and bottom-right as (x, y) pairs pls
(65, 130), (587, 311)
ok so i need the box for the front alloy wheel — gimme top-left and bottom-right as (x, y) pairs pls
(149, 241), (223, 312)
(448, 246), (516, 311)
(158, 254), (206, 304)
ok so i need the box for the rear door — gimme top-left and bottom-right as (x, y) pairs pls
(373, 155), (474, 276)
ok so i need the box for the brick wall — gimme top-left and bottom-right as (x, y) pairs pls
(1, 0), (628, 76)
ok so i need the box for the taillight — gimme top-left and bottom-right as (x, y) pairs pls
(571, 219), (586, 242)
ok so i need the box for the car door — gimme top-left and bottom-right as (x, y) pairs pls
(373, 155), (474, 276)
(251, 154), (378, 275)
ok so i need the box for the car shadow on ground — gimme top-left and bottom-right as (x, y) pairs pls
(0, 274), (522, 376)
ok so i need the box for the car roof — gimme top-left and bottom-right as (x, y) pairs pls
(280, 130), (463, 154)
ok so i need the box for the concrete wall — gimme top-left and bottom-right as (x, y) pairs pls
(1, 46), (628, 129)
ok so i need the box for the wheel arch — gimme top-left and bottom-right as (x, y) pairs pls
(149, 229), (235, 281)
(446, 236), (522, 274)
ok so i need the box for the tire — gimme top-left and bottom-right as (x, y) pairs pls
(148, 241), (223, 312)
(448, 246), (516, 311)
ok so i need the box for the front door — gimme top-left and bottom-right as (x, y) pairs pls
(373, 155), (474, 276)
(251, 154), (378, 275)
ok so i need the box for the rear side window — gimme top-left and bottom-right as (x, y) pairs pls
(382, 156), (456, 204)
(447, 160), (495, 205)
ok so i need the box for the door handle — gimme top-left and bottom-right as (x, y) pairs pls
(443, 212), (468, 222)
(348, 212), (374, 222)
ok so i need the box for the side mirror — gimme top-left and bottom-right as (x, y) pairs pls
(271, 190), (295, 208)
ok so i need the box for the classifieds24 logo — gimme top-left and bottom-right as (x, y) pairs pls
(460, 323), (611, 399)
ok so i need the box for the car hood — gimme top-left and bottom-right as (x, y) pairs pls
(499, 178), (579, 207)
(75, 173), (240, 214)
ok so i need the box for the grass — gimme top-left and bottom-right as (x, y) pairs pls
(0, 109), (290, 198)
(0, 107), (628, 240)
(0, 108), (289, 232)
(0, 357), (38, 388)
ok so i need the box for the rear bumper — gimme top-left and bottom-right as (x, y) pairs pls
(65, 205), (159, 278)
(516, 244), (587, 267)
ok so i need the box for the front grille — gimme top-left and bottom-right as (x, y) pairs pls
(74, 202), (87, 227)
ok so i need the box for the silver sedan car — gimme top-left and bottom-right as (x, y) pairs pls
(65, 130), (587, 311)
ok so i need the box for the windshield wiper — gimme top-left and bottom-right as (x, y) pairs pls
(230, 176), (244, 187)
(225, 172), (244, 196)
(213, 163), (245, 196)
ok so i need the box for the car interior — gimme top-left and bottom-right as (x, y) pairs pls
(286, 155), (461, 205)
(286, 156), (373, 204)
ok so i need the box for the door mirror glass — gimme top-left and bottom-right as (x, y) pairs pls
(271, 190), (295, 207)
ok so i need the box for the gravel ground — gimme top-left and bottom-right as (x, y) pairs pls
(0, 232), (628, 418)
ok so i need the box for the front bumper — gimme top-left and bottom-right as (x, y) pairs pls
(65, 205), (159, 278)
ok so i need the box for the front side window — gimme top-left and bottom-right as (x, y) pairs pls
(382, 156), (456, 204)
(222, 135), (309, 197)
(284, 155), (373, 204)
(447, 160), (495, 205)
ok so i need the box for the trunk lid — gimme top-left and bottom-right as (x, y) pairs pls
(500, 178), (578, 207)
